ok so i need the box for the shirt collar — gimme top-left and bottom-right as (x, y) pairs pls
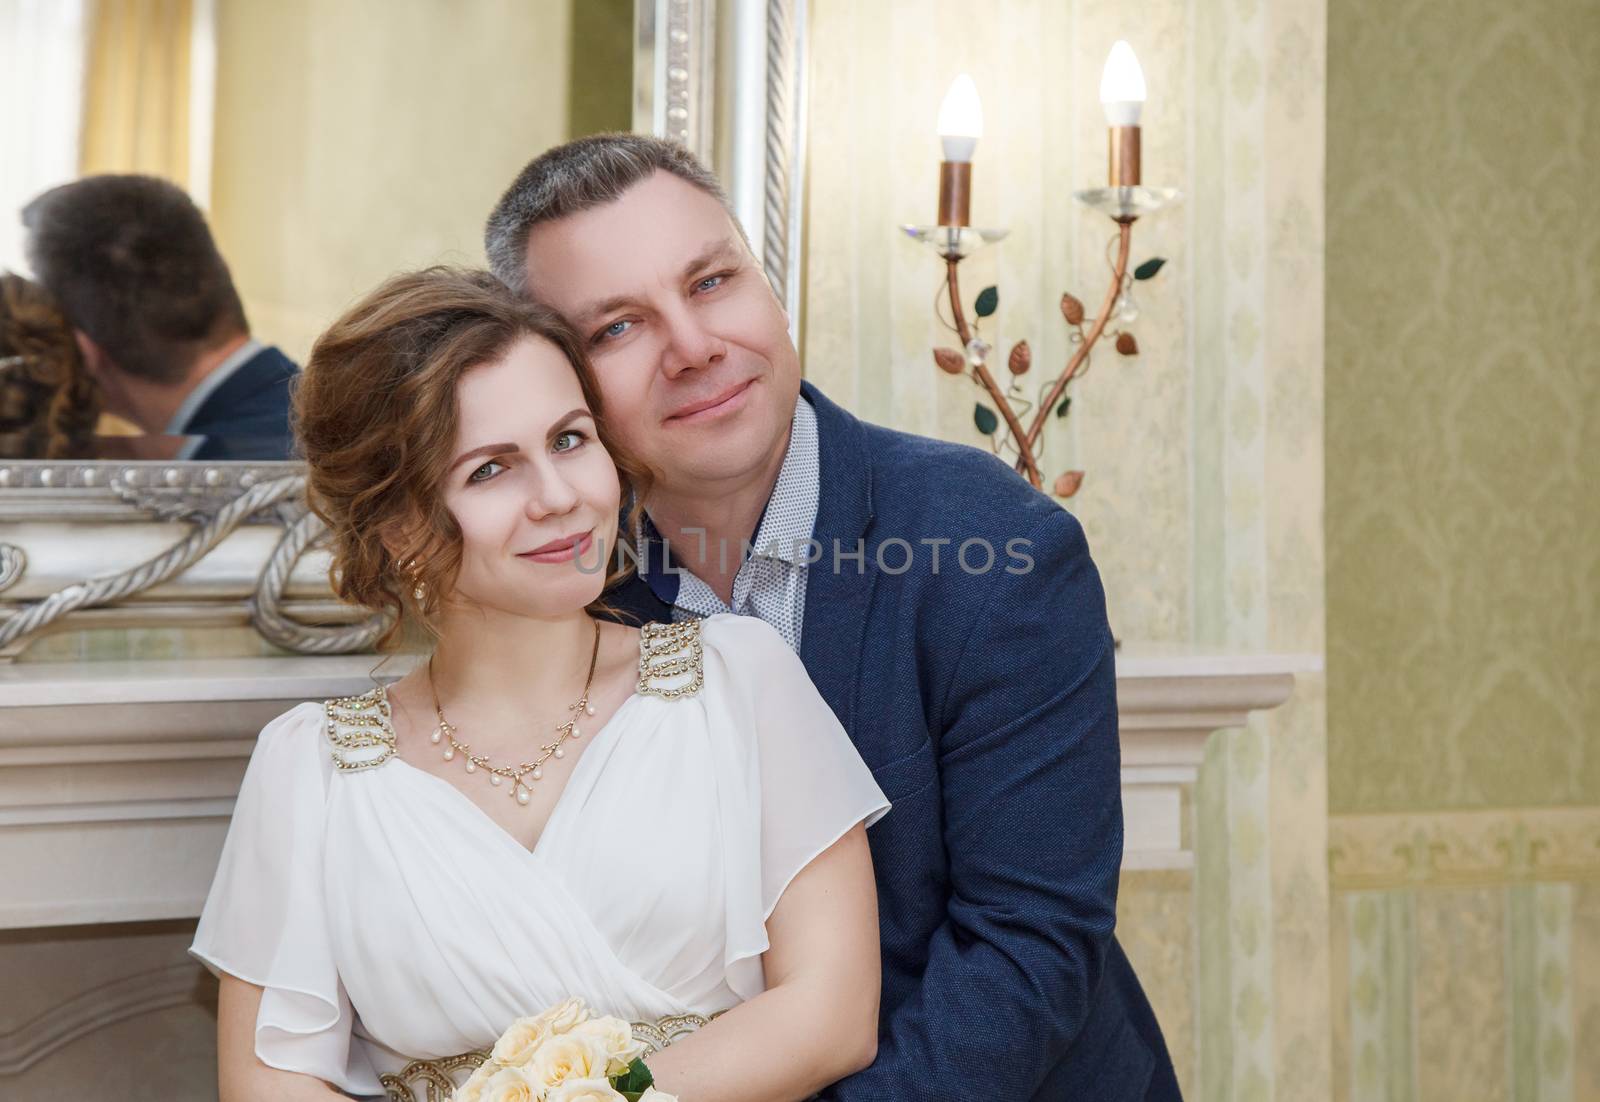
(745, 395), (819, 565)
(165, 338), (264, 435)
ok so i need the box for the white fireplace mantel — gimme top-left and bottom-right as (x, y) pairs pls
(1112, 645), (1320, 869)
(0, 648), (1316, 929)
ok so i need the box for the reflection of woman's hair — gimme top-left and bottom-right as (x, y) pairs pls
(295, 267), (653, 650)
(0, 272), (101, 458)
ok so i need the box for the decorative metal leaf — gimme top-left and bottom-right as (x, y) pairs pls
(1008, 340), (1032, 376)
(973, 403), (999, 435)
(1060, 293), (1085, 325)
(1053, 470), (1085, 498)
(1115, 332), (1139, 356)
(1055, 396), (1072, 418)
(974, 286), (999, 318)
(1134, 257), (1167, 281)
(933, 347), (966, 374)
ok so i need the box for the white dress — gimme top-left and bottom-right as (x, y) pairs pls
(190, 614), (889, 1099)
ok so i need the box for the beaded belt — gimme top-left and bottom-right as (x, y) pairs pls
(380, 1012), (720, 1102)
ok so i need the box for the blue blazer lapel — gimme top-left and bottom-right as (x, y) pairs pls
(798, 382), (877, 732)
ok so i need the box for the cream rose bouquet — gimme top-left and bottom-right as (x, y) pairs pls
(452, 997), (678, 1102)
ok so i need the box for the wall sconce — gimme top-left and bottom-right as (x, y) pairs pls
(902, 42), (1181, 498)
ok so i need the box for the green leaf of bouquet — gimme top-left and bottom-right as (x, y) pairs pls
(1055, 396), (1072, 418)
(973, 403), (999, 435)
(974, 285), (999, 317)
(613, 1057), (655, 1097)
(1133, 257), (1167, 281)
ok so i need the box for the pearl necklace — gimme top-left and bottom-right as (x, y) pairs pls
(427, 620), (601, 807)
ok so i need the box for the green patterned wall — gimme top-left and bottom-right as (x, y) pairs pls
(1326, 0), (1600, 815)
(1327, 1), (1600, 1096)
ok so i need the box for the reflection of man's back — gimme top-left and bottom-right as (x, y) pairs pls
(15, 173), (299, 462)
(162, 338), (301, 461)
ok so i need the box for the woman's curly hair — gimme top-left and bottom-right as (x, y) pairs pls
(295, 267), (651, 650)
(0, 273), (101, 458)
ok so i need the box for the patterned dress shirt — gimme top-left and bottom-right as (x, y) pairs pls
(637, 396), (819, 651)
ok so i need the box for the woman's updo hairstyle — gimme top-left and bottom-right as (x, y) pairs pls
(295, 267), (650, 649)
(0, 273), (101, 458)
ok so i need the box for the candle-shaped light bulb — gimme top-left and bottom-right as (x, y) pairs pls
(1099, 41), (1147, 126)
(937, 74), (984, 163)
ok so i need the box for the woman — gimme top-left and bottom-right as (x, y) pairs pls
(0, 272), (101, 458)
(190, 268), (888, 1102)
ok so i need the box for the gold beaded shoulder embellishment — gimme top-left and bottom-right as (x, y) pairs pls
(637, 619), (704, 701)
(324, 686), (397, 772)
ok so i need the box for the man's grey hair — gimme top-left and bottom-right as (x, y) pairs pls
(485, 132), (746, 296)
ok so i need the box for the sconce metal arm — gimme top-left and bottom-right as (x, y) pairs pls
(944, 258), (1044, 488)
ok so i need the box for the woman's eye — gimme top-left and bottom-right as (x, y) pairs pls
(595, 319), (631, 343)
(552, 430), (586, 453)
(695, 274), (727, 293)
(468, 459), (505, 483)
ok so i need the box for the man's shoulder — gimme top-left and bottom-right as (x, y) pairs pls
(196, 346), (296, 412)
(194, 347), (295, 419)
(232, 345), (300, 393)
(186, 346), (300, 459)
(854, 415), (1068, 540)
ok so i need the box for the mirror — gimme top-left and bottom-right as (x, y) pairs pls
(0, 0), (804, 661)
(0, 0), (633, 462)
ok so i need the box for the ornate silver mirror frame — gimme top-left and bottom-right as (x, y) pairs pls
(0, 0), (808, 662)
(635, 0), (807, 320)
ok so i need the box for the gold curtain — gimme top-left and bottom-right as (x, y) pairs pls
(79, 0), (194, 185)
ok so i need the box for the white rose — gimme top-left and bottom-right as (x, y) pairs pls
(479, 1065), (545, 1102)
(452, 1061), (496, 1102)
(568, 1017), (647, 1076)
(486, 998), (594, 1071)
(531, 996), (592, 1038)
(638, 1088), (679, 1102)
(526, 1033), (610, 1091)
(491, 1017), (553, 1067)
(545, 1079), (625, 1102)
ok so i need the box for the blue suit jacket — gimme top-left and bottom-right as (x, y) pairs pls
(611, 382), (1178, 1101)
(186, 345), (299, 461)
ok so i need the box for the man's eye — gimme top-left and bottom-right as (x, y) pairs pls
(696, 274), (727, 293)
(552, 430), (586, 453)
(595, 319), (632, 343)
(468, 460), (505, 483)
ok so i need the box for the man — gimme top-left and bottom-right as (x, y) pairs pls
(23, 175), (297, 461)
(486, 135), (1179, 1101)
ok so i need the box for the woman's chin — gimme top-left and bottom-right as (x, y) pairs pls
(449, 578), (611, 622)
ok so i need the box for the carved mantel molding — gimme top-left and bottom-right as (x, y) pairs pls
(0, 647), (1314, 930)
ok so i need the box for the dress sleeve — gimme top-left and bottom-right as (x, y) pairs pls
(189, 703), (380, 1096)
(698, 615), (889, 1001)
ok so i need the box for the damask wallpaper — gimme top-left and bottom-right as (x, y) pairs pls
(1326, 0), (1600, 1097)
(1326, 0), (1600, 816)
